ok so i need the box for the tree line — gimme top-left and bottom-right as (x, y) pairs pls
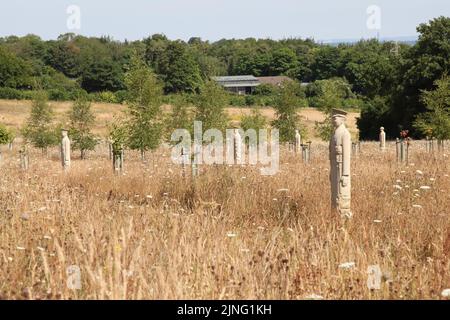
(0, 16), (449, 140)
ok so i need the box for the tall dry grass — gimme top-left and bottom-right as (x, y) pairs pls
(0, 140), (449, 299)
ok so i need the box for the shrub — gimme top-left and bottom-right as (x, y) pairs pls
(88, 91), (117, 104)
(47, 88), (70, 101)
(0, 87), (23, 100)
(114, 90), (128, 104)
(0, 123), (14, 145)
(228, 94), (246, 107)
(245, 95), (256, 106)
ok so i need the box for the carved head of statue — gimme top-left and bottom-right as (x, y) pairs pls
(61, 129), (69, 138)
(331, 109), (347, 128)
(380, 127), (385, 132)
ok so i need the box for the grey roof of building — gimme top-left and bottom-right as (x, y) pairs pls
(213, 75), (258, 82)
(220, 82), (260, 88)
(213, 75), (260, 88)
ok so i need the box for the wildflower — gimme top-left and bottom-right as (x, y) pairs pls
(393, 185), (402, 190)
(227, 232), (237, 238)
(373, 220), (382, 223)
(412, 204), (422, 209)
(442, 289), (450, 298)
(21, 213), (30, 220)
(277, 188), (289, 192)
(37, 247), (45, 252)
(416, 170), (423, 175)
(420, 186), (431, 190)
(16, 246), (26, 250)
(339, 262), (355, 269)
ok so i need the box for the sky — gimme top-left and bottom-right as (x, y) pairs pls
(0, 0), (449, 42)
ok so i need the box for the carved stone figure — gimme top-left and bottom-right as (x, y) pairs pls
(379, 127), (386, 151)
(20, 145), (29, 170)
(112, 144), (124, 174)
(61, 129), (71, 170)
(295, 130), (302, 154)
(329, 109), (352, 218)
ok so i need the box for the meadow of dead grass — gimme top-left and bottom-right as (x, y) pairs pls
(0, 140), (449, 300)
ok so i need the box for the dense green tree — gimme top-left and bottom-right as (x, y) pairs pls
(125, 53), (164, 159)
(356, 96), (390, 140)
(358, 16), (450, 138)
(158, 41), (203, 93)
(240, 107), (268, 132)
(269, 48), (298, 75)
(108, 116), (128, 158)
(68, 96), (98, 159)
(413, 75), (450, 144)
(309, 46), (342, 80)
(81, 57), (124, 92)
(166, 95), (194, 141)
(0, 47), (32, 88)
(271, 81), (305, 143)
(143, 33), (169, 71)
(195, 80), (229, 133)
(46, 41), (81, 78)
(0, 123), (14, 145)
(22, 91), (58, 151)
(341, 40), (399, 98)
(391, 16), (450, 135)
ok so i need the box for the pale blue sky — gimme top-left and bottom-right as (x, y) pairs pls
(0, 0), (448, 41)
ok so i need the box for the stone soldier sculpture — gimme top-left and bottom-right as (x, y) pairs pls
(61, 129), (71, 170)
(379, 127), (386, 151)
(329, 109), (352, 218)
(295, 129), (302, 154)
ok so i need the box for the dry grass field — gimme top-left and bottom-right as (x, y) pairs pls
(0, 139), (449, 300)
(0, 99), (360, 139)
